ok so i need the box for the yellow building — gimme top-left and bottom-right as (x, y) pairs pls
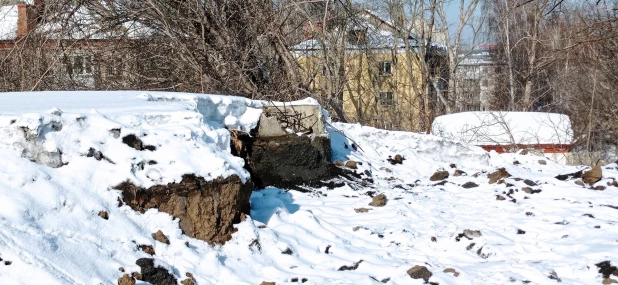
(292, 15), (447, 132)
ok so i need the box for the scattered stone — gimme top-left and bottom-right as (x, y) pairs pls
(496, 195), (506, 201)
(131, 272), (142, 280)
(523, 179), (537, 186)
(430, 171), (449, 181)
(513, 161), (521, 165)
(281, 248), (293, 255)
(526, 212), (535, 216)
(135, 258), (177, 285)
(4, 261), (11, 265)
(548, 270), (561, 282)
(118, 274), (136, 285)
(337, 260), (363, 271)
(453, 170), (466, 176)
(520, 149), (529, 155)
(433, 180), (448, 186)
(538, 160), (547, 165)
(466, 243), (476, 250)
(355, 208), (372, 213)
(152, 230), (170, 245)
(555, 170), (584, 180)
(488, 168), (511, 184)
(387, 154), (404, 165)
(334, 161), (344, 166)
(380, 167), (392, 173)
(122, 134), (144, 151)
(431, 236), (437, 242)
(353, 226), (362, 231)
(517, 229), (526, 234)
(443, 268), (460, 277)
(595, 185), (607, 191)
(407, 265), (432, 282)
(138, 244), (155, 256)
(463, 229), (482, 239)
(325, 245), (331, 254)
(369, 194), (387, 207)
(98, 211), (109, 220)
(449, 163), (457, 168)
(603, 278), (618, 284)
(582, 166), (603, 185)
(260, 282), (276, 285)
(575, 180), (585, 187)
(345, 160), (359, 169)
(181, 279), (195, 285)
(461, 182), (478, 189)
(119, 267), (125, 273)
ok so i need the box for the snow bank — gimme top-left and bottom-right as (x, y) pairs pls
(431, 111), (573, 146)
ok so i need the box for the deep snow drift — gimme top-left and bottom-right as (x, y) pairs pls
(0, 91), (616, 285)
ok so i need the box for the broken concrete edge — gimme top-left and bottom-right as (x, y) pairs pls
(258, 104), (328, 138)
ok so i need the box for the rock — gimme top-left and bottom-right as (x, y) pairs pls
(345, 160), (359, 169)
(463, 229), (482, 239)
(337, 260), (363, 271)
(152, 230), (170, 245)
(538, 160), (547, 165)
(369, 194), (387, 207)
(513, 160), (521, 165)
(119, 267), (125, 272)
(131, 272), (142, 280)
(575, 180), (585, 186)
(135, 258), (177, 285)
(387, 154), (404, 165)
(138, 244), (155, 255)
(461, 182), (478, 189)
(496, 195), (506, 200)
(354, 208), (372, 213)
(488, 168), (510, 184)
(407, 265), (432, 282)
(334, 161), (344, 167)
(118, 274), (136, 285)
(260, 282), (276, 285)
(555, 170), (584, 180)
(604, 278), (618, 284)
(522, 187), (532, 194)
(430, 171), (449, 181)
(122, 134), (144, 150)
(520, 149), (529, 155)
(181, 279), (195, 285)
(98, 211), (109, 220)
(523, 179), (537, 186)
(380, 167), (392, 173)
(116, 175), (253, 245)
(595, 185), (607, 191)
(443, 268), (460, 277)
(449, 163), (457, 168)
(453, 170), (466, 176)
(431, 236), (437, 242)
(582, 165), (602, 185)
(596, 261), (618, 278)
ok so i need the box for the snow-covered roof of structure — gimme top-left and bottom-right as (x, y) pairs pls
(431, 111), (573, 146)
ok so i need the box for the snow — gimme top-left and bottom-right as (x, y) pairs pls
(431, 111), (574, 146)
(0, 91), (617, 285)
(0, 5), (18, 40)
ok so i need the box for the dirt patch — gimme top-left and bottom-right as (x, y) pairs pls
(135, 258), (177, 285)
(116, 174), (253, 245)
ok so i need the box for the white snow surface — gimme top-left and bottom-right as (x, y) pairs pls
(431, 111), (574, 146)
(0, 91), (617, 285)
(0, 5), (18, 40)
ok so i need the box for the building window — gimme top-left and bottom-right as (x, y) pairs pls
(379, 61), (392, 76)
(379, 92), (394, 106)
(69, 55), (93, 76)
(106, 59), (123, 78)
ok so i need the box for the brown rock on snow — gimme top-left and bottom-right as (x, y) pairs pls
(354, 208), (372, 213)
(260, 282), (276, 285)
(538, 160), (547, 165)
(369, 194), (387, 207)
(387, 154), (404, 165)
(488, 168), (511, 184)
(345, 160), (359, 169)
(583, 165), (603, 185)
(575, 180), (585, 187)
(407, 265), (432, 282)
(333, 161), (345, 167)
(603, 278), (618, 284)
(496, 195), (506, 201)
(181, 279), (195, 285)
(595, 185), (607, 191)
(118, 274), (136, 285)
(430, 171), (449, 181)
(152, 230), (170, 245)
(98, 211), (109, 220)
(454, 170), (466, 177)
(138, 244), (155, 256)
(443, 268), (460, 277)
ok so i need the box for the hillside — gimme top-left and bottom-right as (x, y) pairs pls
(0, 91), (617, 285)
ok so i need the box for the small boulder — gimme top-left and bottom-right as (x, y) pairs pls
(181, 279), (195, 285)
(463, 229), (482, 239)
(118, 274), (136, 285)
(430, 171), (449, 181)
(260, 282), (276, 285)
(98, 211), (109, 220)
(604, 278), (618, 285)
(582, 166), (602, 185)
(575, 180), (585, 187)
(488, 168), (510, 184)
(595, 185), (607, 191)
(522, 187), (532, 194)
(369, 194), (387, 207)
(354, 208), (372, 213)
(461, 182), (478, 189)
(538, 160), (547, 165)
(407, 265), (432, 282)
(453, 170), (466, 177)
(345, 161), (359, 169)
(496, 195), (506, 201)
(138, 245), (155, 256)
(152, 230), (170, 245)
(387, 154), (404, 165)
(333, 161), (344, 167)
(443, 268), (460, 277)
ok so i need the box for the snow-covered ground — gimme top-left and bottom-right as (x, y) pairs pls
(0, 91), (616, 285)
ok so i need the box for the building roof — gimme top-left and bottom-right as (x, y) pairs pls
(431, 111), (573, 146)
